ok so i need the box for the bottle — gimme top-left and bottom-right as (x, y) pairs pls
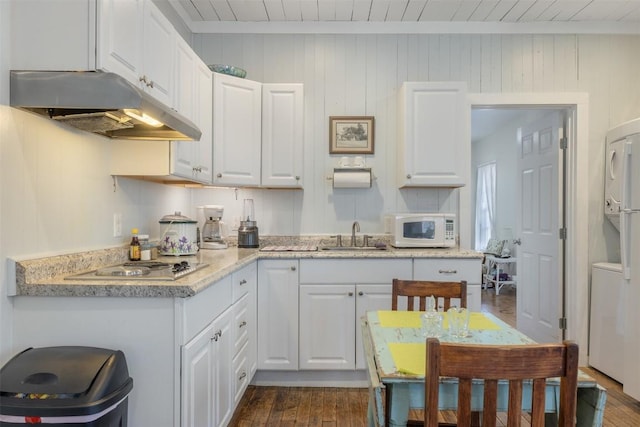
(421, 295), (443, 338)
(129, 228), (141, 261)
(139, 234), (151, 261)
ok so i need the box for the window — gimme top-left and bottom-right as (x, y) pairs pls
(475, 162), (496, 251)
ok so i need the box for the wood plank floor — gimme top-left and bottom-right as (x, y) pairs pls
(229, 286), (640, 426)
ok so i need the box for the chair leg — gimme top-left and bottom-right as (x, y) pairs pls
(471, 411), (481, 426)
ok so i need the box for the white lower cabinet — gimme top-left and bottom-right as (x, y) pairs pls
(299, 283), (394, 370)
(257, 259), (300, 370)
(413, 258), (482, 312)
(181, 306), (233, 427)
(298, 259), (412, 371)
(180, 261), (257, 427)
(299, 284), (356, 370)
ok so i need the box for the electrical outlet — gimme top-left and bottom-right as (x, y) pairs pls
(113, 213), (122, 237)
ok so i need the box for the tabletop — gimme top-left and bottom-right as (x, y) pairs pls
(362, 310), (606, 427)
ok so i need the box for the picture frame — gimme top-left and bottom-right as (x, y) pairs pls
(329, 116), (375, 154)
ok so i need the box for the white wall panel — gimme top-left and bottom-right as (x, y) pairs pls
(193, 33), (640, 242)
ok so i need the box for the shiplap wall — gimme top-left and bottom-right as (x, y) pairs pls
(193, 33), (640, 255)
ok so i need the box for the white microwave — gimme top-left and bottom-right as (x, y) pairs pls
(384, 213), (457, 248)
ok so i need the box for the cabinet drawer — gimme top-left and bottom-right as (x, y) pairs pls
(300, 259), (412, 283)
(232, 262), (257, 303)
(233, 342), (250, 406)
(233, 293), (250, 356)
(180, 275), (232, 343)
(413, 258), (481, 283)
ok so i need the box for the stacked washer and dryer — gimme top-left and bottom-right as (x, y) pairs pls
(592, 117), (640, 400)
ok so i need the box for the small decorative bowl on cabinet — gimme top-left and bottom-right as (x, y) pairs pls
(207, 64), (247, 78)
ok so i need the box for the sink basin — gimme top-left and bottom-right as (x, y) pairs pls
(320, 246), (387, 251)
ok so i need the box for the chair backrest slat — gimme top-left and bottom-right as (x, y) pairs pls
(392, 279), (467, 311)
(424, 338), (579, 427)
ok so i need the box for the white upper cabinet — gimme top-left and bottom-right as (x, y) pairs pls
(397, 81), (468, 188)
(171, 38), (213, 183)
(98, 0), (175, 107)
(139, 1), (174, 106)
(261, 84), (304, 188)
(212, 73), (263, 187)
(11, 0), (175, 107)
(97, 0), (143, 86)
(212, 76), (305, 188)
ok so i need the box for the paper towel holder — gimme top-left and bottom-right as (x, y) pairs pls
(329, 168), (373, 189)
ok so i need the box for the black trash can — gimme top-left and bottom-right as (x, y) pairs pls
(0, 346), (133, 426)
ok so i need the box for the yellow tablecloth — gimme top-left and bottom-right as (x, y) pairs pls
(378, 310), (502, 330)
(388, 343), (427, 376)
(383, 311), (503, 376)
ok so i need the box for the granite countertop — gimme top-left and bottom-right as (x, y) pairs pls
(12, 236), (482, 298)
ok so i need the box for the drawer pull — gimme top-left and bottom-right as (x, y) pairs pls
(239, 321), (247, 328)
(438, 269), (457, 274)
(239, 371), (247, 381)
(239, 279), (247, 285)
(212, 330), (222, 342)
(290, 266), (297, 271)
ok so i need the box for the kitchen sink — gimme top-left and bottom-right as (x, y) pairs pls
(319, 246), (387, 251)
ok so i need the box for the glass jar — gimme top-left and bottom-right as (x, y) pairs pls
(139, 234), (151, 261)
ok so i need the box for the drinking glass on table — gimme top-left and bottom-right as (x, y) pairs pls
(447, 307), (470, 339)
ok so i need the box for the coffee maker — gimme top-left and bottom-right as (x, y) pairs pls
(199, 205), (228, 249)
(237, 199), (259, 248)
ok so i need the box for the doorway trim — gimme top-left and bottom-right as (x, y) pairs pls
(461, 92), (589, 364)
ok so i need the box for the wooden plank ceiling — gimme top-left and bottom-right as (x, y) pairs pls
(171, 0), (640, 23)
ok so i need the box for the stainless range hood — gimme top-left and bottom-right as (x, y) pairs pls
(10, 71), (201, 141)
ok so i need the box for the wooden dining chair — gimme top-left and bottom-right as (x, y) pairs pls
(424, 338), (579, 427)
(392, 279), (467, 311)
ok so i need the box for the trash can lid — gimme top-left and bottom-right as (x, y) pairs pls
(0, 346), (126, 397)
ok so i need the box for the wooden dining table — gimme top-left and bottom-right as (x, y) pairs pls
(361, 310), (607, 427)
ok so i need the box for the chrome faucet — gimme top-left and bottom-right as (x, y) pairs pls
(351, 221), (360, 246)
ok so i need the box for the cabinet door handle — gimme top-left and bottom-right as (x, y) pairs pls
(438, 269), (457, 274)
(240, 279), (247, 285)
(295, 176), (300, 180)
(406, 174), (412, 179)
(212, 330), (222, 341)
(239, 321), (247, 328)
(290, 266), (297, 271)
(239, 371), (247, 381)
(217, 173), (222, 178)
(358, 291), (364, 296)
(348, 292), (354, 296)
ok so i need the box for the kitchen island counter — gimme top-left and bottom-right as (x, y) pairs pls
(12, 244), (482, 298)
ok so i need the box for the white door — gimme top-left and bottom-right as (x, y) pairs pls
(261, 84), (304, 187)
(181, 324), (214, 427)
(141, 1), (174, 106)
(213, 74), (262, 186)
(355, 284), (392, 369)
(299, 284), (355, 370)
(397, 81), (467, 187)
(212, 307), (233, 427)
(97, 0), (143, 84)
(257, 260), (299, 370)
(516, 111), (563, 343)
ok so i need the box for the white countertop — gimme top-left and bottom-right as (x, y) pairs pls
(12, 243), (482, 298)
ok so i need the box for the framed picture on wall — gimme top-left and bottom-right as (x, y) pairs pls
(329, 116), (375, 154)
